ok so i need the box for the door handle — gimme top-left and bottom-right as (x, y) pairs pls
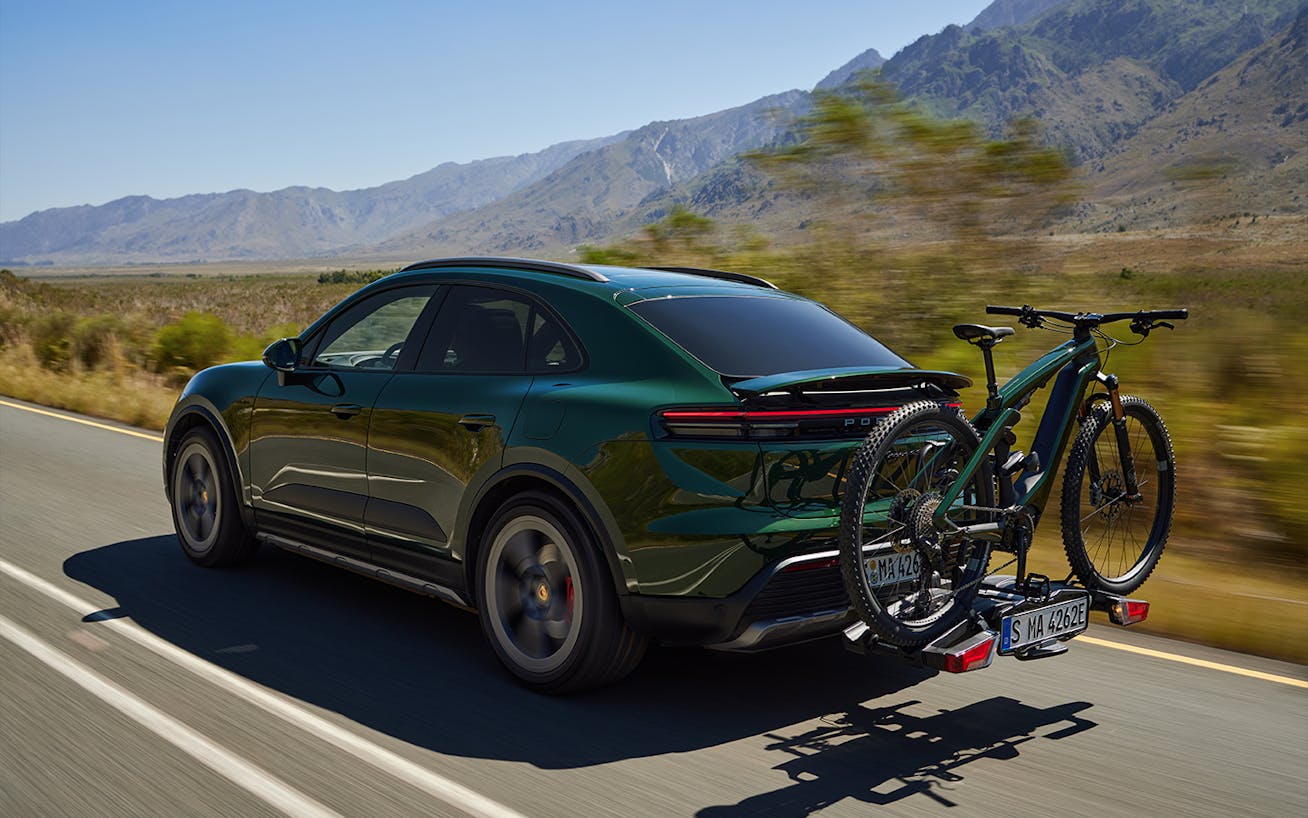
(458, 413), (496, 432)
(330, 403), (363, 419)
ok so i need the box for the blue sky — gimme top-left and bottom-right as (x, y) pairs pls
(0, 0), (991, 222)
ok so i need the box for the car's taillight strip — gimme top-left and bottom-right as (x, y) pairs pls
(660, 403), (958, 422)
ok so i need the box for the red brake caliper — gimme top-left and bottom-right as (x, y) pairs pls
(565, 576), (575, 620)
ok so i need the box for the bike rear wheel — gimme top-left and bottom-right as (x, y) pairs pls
(839, 401), (994, 649)
(1060, 395), (1175, 594)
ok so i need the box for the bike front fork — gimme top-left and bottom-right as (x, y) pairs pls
(1095, 372), (1142, 498)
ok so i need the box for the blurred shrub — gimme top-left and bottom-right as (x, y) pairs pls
(227, 321), (303, 364)
(0, 308), (25, 350)
(152, 311), (232, 372)
(30, 312), (76, 372)
(317, 269), (393, 285)
(72, 314), (127, 371)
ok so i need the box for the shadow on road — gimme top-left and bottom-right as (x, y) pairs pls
(65, 535), (1097, 787)
(699, 697), (1096, 814)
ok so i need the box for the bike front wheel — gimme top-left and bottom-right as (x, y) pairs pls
(839, 401), (994, 649)
(1060, 395), (1175, 595)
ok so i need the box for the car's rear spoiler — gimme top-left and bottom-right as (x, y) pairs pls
(728, 366), (972, 396)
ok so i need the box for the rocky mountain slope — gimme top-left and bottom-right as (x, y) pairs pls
(881, 0), (1303, 162)
(1080, 3), (1308, 229)
(370, 91), (807, 258)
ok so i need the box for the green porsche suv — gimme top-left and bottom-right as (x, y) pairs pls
(164, 257), (969, 692)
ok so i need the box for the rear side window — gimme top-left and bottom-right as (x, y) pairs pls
(416, 285), (581, 373)
(629, 295), (910, 377)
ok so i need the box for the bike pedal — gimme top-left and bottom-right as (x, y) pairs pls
(1020, 573), (1052, 598)
(1002, 450), (1027, 472)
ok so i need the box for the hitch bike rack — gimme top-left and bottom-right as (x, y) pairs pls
(842, 574), (1149, 673)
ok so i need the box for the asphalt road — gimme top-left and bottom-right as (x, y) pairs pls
(1, 397), (1305, 818)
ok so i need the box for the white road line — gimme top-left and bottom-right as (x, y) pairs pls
(0, 558), (528, 818)
(0, 398), (166, 442)
(0, 614), (340, 818)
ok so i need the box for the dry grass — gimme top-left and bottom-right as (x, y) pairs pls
(1023, 536), (1308, 664)
(0, 346), (177, 429)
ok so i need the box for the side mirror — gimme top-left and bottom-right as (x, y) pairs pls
(262, 337), (302, 372)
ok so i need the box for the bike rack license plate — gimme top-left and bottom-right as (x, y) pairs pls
(865, 550), (922, 589)
(999, 594), (1089, 654)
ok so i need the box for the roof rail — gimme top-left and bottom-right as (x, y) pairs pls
(641, 265), (778, 290)
(399, 256), (609, 283)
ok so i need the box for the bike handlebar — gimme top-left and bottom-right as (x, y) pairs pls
(986, 305), (1188, 329)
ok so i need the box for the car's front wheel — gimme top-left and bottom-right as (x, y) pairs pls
(476, 491), (645, 693)
(169, 426), (257, 567)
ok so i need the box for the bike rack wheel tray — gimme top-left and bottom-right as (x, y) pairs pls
(842, 574), (1149, 673)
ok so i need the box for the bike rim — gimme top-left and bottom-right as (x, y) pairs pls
(1078, 413), (1169, 582)
(855, 418), (988, 629)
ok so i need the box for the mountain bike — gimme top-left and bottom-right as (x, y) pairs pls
(838, 305), (1187, 659)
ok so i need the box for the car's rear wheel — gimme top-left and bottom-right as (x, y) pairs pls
(476, 491), (645, 693)
(169, 426), (257, 567)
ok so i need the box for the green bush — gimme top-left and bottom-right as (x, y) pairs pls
(152, 312), (232, 372)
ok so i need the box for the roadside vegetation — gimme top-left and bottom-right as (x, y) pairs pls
(2, 80), (1303, 660)
(0, 270), (385, 427)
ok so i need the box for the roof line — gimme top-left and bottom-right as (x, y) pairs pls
(399, 257), (608, 283)
(641, 266), (778, 290)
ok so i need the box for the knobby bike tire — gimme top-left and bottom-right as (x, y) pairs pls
(1060, 395), (1175, 595)
(839, 401), (994, 649)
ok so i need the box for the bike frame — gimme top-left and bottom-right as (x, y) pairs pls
(930, 330), (1110, 537)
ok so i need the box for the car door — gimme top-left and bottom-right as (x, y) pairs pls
(364, 283), (581, 579)
(249, 283), (441, 558)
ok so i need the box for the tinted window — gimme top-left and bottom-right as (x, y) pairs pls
(417, 285), (579, 373)
(310, 285), (437, 370)
(629, 295), (910, 377)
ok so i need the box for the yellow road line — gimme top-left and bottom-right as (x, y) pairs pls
(0, 399), (164, 442)
(1079, 635), (1308, 689)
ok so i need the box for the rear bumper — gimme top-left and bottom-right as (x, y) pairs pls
(619, 548), (856, 651)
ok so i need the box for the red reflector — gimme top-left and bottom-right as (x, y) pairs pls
(1111, 599), (1150, 625)
(943, 634), (998, 673)
(782, 557), (841, 573)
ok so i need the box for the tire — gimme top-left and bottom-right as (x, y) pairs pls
(475, 490), (646, 694)
(169, 426), (258, 567)
(1060, 395), (1174, 595)
(839, 401), (994, 649)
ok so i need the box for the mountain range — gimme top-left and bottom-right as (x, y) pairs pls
(2, 0), (1305, 266)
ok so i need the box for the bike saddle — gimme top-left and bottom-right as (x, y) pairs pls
(953, 323), (1015, 344)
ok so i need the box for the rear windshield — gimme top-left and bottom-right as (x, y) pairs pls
(628, 295), (910, 377)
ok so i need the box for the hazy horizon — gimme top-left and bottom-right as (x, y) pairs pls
(0, 0), (991, 222)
